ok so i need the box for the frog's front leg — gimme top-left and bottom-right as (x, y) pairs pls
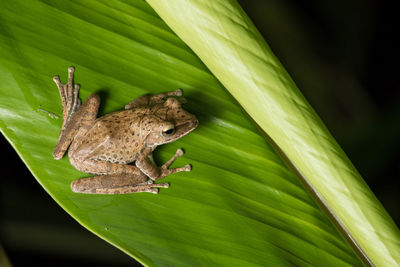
(136, 147), (191, 180)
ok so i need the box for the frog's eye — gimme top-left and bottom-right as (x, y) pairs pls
(162, 127), (175, 137)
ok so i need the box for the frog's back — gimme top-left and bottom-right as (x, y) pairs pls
(70, 109), (144, 164)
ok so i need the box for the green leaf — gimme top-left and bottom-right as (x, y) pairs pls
(0, 0), (364, 266)
(146, 0), (400, 266)
(0, 243), (12, 267)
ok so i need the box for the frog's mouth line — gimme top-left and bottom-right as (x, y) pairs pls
(165, 120), (198, 143)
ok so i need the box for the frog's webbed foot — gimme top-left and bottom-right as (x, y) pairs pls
(156, 148), (192, 180)
(125, 89), (185, 109)
(53, 66), (81, 130)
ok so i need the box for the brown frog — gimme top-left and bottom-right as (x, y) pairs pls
(52, 67), (198, 194)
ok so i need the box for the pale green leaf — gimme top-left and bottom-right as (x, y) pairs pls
(146, 0), (400, 266)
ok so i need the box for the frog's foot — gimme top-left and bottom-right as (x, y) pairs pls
(135, 182), (169, 194)
(151, 182), (170, 188)
(53, 66), (81, 130)
(153, 148), (192, 180)
(163, 148), (185, 169)
(160, 164), (191, 178)
(142, 180), (169, 186)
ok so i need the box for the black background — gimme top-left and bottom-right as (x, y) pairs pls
(1, 0), (399, 265)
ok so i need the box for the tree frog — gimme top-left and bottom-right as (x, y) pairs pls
(52, 67), (198, 194)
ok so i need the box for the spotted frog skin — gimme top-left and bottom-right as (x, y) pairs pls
(52, 67), (198, 194)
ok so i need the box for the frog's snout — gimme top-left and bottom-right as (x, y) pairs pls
(191, 118), (199, 129)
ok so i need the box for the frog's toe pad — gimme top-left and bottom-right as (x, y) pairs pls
(68, 66), (75, 74)
(152, 182), (169, 188)
(150, 188), (159, 194)
(176, 148), (184, 156)
(184, 164), (192, 172)
(53, 75), (61, 83)
(175, 89), (183, 96)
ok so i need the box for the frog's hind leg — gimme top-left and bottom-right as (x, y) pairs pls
(53, 67), (100, 160)
(71, 174), (169, 194)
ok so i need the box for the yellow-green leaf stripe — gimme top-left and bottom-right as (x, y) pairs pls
(147, 0), (400, 265)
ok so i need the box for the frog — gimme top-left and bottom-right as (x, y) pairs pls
(52, 67), (198, 194)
